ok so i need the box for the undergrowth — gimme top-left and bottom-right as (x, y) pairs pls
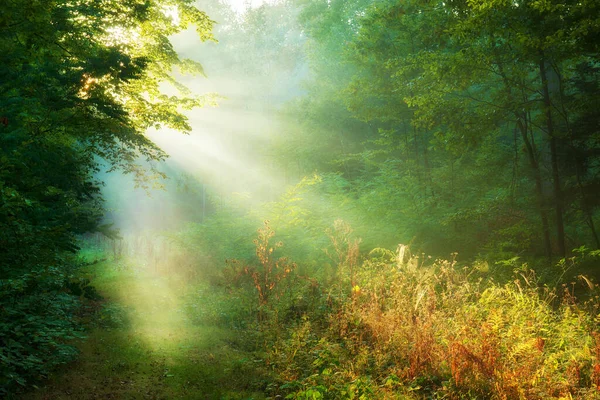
(39, 221), (600, 399)
(0, 255), (93, 398)
(199, 221), (600, 399)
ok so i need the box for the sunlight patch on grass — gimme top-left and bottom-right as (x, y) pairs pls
(108, 264), (196, 354)
(24, 260), (266, 399)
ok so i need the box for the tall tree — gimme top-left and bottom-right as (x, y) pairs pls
(288, 0), (600, 257)
(0, 0), (214, 393)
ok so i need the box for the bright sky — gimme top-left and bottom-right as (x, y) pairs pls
(226, 0), (270, 14)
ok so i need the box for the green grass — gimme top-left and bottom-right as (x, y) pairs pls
(23, 259), (267, 400)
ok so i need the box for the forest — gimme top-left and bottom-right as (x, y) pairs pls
(1, 0), (600, 398)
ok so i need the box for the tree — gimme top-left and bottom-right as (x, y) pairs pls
(0, 0), (214, 394)
(286, 0), (600, 258)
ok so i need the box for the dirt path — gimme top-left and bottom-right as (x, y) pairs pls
(24, 262), (265, 400)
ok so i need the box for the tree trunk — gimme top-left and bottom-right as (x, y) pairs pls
(517, 116), (553, 258)
(492, 49), (553, 258)
(539, 57), (566, 258)
(555, 62), (600, 250)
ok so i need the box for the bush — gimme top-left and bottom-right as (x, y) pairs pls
(0, 265), (84, 398)
(265, 242), (600, 399)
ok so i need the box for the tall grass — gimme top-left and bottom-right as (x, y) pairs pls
(261, 235), (600, 399)
(85, 222), (600, 398)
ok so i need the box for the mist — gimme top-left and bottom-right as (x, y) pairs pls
(101, 0), (307, 236)
(9, 0), (600, 397)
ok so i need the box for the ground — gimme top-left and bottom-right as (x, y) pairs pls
(24, 260), (266, 400)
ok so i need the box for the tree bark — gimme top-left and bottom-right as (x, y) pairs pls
(517, 116), (553, 258)
(539, 57), (566, 258)
(491, 49), (553, 257)
(555, 62), (600, 250)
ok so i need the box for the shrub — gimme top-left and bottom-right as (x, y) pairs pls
(0, 265), (83, 398)
(267, 240), (600, 399)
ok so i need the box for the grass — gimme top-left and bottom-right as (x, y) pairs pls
(239, 239), (600, 399)
(22, 234), (600, 399)
(23, 257), (267, 400)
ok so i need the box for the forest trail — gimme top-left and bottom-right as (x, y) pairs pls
(24, 261), (264, 400)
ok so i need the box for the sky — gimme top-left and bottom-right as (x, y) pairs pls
(225, 0), (270, 14)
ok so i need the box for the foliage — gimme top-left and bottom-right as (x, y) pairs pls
(0, 265), (82, 397)
(4, 0), (600, 397)
(264, 238), (600, 399)
(0, 0), (214, 395)
(275, 0), (600, 260)
(239, 220), (297, 307)
(134, 212), (600, 398)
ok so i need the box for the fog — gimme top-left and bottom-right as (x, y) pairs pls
(101, 0), (306, 234)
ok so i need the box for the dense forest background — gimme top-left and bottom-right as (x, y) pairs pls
(2, 0), (600, 398)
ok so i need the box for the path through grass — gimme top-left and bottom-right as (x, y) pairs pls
(24, 260), (266, 400)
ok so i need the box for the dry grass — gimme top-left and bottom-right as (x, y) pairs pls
(269, 242), (600, 399)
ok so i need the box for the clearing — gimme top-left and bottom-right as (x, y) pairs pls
(24, 260), (266, 400)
